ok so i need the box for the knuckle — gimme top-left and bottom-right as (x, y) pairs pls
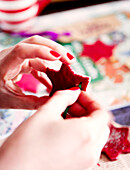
(53, 42), (64, 52)
(53, 43), (60, 50)
(29, 35), (40, 42)
(13, 43), (24, 54)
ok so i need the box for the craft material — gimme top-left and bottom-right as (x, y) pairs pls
(46, 63), (90, 96)
(81, 40), (115, 62)
(102, 124), (130, 161)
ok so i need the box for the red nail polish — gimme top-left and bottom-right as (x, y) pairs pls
(50, 50), (60, 58)
(67, 53), (74, 60)
(69, 87), (80, 91)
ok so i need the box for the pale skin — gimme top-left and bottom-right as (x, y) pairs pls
(0, 36), (110, 170)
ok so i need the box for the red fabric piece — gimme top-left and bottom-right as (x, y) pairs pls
(16, 74), (40, 93)
(81, 40), (115, 62)
(102, 124), (130, 161)
(46, 64), (90, 96)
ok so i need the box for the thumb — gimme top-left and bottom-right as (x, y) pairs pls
(37, 87), (81, 121)
(0, 88), (49, 109)
(0, 80), (49, 109)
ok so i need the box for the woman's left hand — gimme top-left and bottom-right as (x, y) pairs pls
(0, 35), (75, 109)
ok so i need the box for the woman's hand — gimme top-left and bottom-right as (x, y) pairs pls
(0, 89), (110, 170)
(0, 35), (75, 109)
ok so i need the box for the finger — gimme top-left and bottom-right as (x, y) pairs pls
(14, 43), (61, 60)
(2, 43), (61, 80)
(13, 74), (23, 83)
(68, 91), (103, 117)
(22, 35), (75, 64)
(65, 110), (110, 144)
(29, 58), (61, 73)
(68, 102), (87, 117)
(77, 91), (102, 114)
(0, 87), (49, 109)
(31, 69), (52, 90)
(77, 92), (110, 127)
(37, 87), (81, 120)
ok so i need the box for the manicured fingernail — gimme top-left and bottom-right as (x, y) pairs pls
(69, 87), (80, 91)
(50, 50), (60, 58)
(67, 52), (74, 60)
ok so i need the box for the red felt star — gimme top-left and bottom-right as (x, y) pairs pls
(102, 124), (130, 161)
(81, 40), (115, 62)
(46, 64), (90, 96)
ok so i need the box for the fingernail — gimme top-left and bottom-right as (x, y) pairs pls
(50, 50), (60, 58)
(69, 87), (80, 91)
(67, 52), (74, 60)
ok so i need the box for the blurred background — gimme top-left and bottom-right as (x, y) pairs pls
(42, 0), (120, 15)
(0, 0), (122, 32)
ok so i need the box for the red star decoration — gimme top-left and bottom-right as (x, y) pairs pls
(81, 40), (116, 62)
(46, 64), (90, 96)
(102, 124), (130, 161)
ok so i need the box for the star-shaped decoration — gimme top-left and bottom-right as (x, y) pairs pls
(16, 74), (40, 93)
(102, 124), (130, 161)
(46, 64), (90, 96)
(81, 40), (116, 62)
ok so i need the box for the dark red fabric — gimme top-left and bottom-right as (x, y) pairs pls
(46, 64), (90, 96)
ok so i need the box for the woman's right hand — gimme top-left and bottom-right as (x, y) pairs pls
(0, 89), (110, 170)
